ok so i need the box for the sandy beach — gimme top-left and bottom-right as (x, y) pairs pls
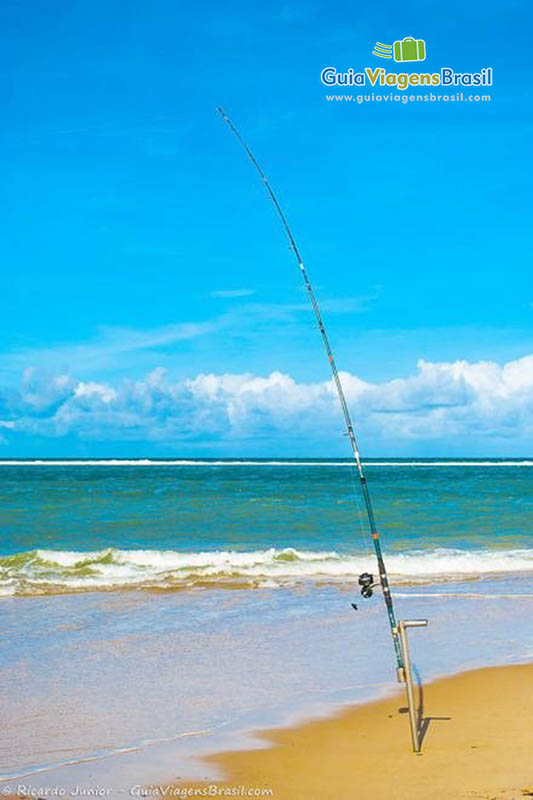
(175, 664), (533, 800)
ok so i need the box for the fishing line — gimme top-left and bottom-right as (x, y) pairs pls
(351, 467), (374, 562)
(217, 107), (403, 671)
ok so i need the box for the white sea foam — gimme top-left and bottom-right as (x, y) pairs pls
(1, 546), (531, 596)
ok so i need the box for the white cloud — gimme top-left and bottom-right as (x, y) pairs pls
(1, 320), (222, 378)
(210, 289), (256, 298)
(1, 354), (533, 450)
(0, 298), (372, 383)
(75, 382), (117, 403)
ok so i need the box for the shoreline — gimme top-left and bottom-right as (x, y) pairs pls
(2, 581), (533, 795)
(3, 662), (532, 798)
(173, 663), (533, 800)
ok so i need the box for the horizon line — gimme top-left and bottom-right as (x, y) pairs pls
(0, 457), (532, 467)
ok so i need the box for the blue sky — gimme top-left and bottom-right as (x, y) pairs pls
(1, 0), (531, 456)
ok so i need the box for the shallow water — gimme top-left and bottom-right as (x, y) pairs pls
(1, 578), (532, 791)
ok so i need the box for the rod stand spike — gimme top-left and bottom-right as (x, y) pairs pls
(395, 619), (428, 753)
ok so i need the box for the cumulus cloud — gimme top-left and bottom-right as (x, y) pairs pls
(1, 355), (533, 450)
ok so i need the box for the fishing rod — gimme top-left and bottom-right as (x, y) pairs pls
(217, 107), (404, 677)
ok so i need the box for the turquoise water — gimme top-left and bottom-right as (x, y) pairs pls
(1, 460), (532, 791)
(0, 460), (532, 594)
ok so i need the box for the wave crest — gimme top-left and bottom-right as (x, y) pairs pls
(0, 546), (532, 597)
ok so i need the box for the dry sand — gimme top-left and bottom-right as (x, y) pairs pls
(179, 664), (533, 800)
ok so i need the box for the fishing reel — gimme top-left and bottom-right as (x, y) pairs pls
(358, 572), (376, 598)
(351, 572), (378, 610)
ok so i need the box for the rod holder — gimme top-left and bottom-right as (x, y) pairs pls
(393, 619), (428, 753)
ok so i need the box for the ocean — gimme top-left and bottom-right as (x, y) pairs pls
(1, 459), (532, 792)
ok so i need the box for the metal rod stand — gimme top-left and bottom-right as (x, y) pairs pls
(394, 619), (428, 753)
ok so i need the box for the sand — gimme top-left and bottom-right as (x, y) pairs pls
(177, 664), (533, 800)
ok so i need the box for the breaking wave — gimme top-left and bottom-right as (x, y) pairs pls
(0, 546), (532, 596)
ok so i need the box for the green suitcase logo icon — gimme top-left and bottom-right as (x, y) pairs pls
(393, 37), (426, 62)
